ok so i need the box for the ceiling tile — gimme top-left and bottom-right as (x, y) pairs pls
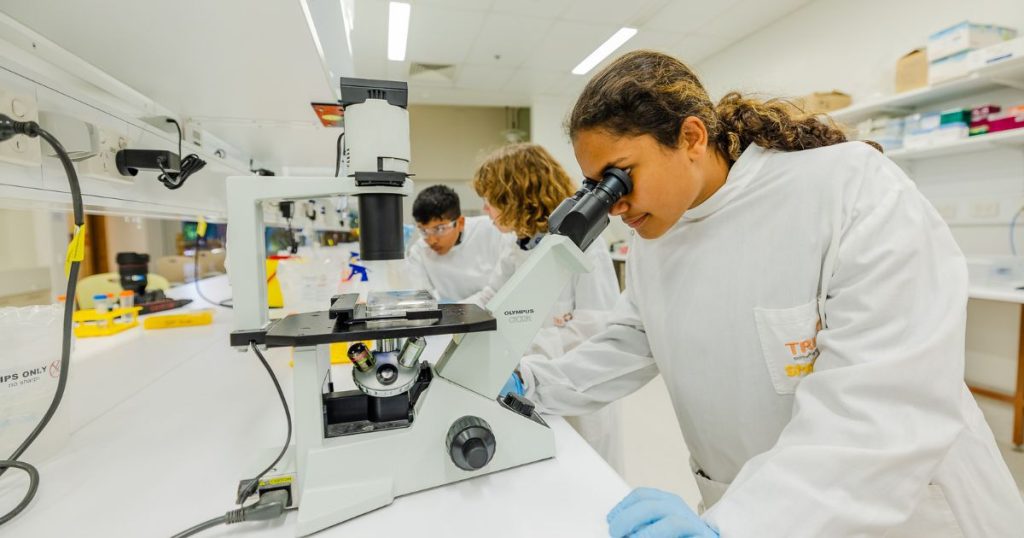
(410, 0), (495, 10)
(502, 69), (567, 94)
(455, 64), (518, 91)
(406, 5), (486, 65)
(560, 0), (667, 25)
(524, 20), (623, 72)
(642, 0), (742, 33)
(618, 29), (681, 54)
(670, 33), (735, 64)
(490, 0), (573, 18)
(464, 14), (555, 68)
(701, 0), (811, 40)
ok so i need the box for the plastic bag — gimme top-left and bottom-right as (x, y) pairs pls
(0, 304), (68, 461)
(276, 251), (346, 314)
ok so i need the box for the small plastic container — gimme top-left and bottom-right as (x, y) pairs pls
(365, 289), (438, 319)
(93, 293), (109, 314)
(118, 290), (135, 322)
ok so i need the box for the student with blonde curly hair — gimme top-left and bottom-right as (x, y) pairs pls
(467, 142), (624, 471)
(511, 50), (1023, 537)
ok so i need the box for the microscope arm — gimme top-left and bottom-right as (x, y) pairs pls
(434, 234), (591, 398)
(226, 175), (412, 337)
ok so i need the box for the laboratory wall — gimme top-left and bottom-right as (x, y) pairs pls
(408, 105), (510, 182)
(405, 104), (513, 221)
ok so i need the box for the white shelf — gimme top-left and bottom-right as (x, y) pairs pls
(887, 128), (1024, 161)
(830, 56), (1024, 126)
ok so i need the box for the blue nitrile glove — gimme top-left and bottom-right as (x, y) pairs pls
(607, 488), (719, 538)
(500, 371), (525, 397)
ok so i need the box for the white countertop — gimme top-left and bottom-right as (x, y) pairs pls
(968, 283), (1024, 304)
(0, 276), (629, 537)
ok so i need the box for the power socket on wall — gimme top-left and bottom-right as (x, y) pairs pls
(78, 127), (133, 183)
(970, 200), (1001, 219)
(0, 89), (41, 167)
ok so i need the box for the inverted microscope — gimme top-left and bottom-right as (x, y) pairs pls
(225, 77), (631, 536)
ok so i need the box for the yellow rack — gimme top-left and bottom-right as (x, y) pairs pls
(73, 307), (142, 338)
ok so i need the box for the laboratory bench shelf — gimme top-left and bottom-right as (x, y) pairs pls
(886, 127), (1024, 161)
(830, 55), (1024, 126)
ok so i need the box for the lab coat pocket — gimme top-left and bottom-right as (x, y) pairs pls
(754, 300), (821, 395)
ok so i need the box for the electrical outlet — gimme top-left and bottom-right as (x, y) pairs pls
(0, 89), (41, 166)
(934, 203), (957, 221)
(79, 127), (132, 183)
(970, 200), (1001, 219)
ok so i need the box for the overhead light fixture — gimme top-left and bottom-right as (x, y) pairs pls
(572, 27), (637, 75)
(388, 2), (411, 62)
(340, 0), (355, 53)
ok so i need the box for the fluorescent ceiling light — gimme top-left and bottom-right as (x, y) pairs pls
(388, 2), (411, 62)
(340, 0), (355, 54)
(572, 27), (637, 75)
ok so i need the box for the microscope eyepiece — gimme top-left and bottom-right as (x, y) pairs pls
(548, 167), (633, 251)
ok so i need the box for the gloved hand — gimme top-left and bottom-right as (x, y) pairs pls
(500, 370), (525, 397)
(607, 488), (719, 538)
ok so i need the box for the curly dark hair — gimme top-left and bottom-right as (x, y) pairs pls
(412, 184), (460, 224)
(568, 50), (879, 164)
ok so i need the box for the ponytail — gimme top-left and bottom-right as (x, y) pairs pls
(714, 92), (857, 163)
(569, 50), (880, 165)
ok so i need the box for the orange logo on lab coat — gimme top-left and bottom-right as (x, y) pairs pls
(784, 320), (821, 377)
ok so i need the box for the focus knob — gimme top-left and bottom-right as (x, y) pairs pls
(446, 416), (496, 471)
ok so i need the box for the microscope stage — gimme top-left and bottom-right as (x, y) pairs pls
(264, 303), (496, 347)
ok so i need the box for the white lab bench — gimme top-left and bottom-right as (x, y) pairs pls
(0, 276), (629, 537)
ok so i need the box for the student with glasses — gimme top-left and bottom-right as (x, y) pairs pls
(406, 185), (509, 303)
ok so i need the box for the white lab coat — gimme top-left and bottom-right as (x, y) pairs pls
(468, 234), (626, 472)
(406, 215), (508, 302)
(520, 143), (1024, 536)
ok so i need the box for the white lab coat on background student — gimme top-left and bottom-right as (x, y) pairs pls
(520, 142), (1024, 536)
(406, 215), (508, 302)
(467, 233), (626, 472)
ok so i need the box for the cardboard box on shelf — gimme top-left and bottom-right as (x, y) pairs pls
(794, 90), (852, 114)
(927, 21), (1017, 62)
(895, 48), (929, 93)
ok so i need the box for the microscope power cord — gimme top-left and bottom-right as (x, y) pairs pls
(0, 116), (84, 527)
(192, 236), (232, 309)
(170, 342), (292, 537)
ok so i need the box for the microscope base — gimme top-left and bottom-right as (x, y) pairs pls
(291, 347), (555, 537)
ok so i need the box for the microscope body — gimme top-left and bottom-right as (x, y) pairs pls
(225, 76), (632, 536)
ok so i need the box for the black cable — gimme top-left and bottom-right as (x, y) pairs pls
(0, 116), (84, 526)
(235, 342), (292, 504)
(160, 119), (206, 190)
(192, 234), (232, 309)
(334, 131), (345, 177)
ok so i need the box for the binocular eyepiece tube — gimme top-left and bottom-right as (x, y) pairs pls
(548, 167), (633, 252)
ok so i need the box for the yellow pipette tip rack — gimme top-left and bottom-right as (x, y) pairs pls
(143, 310), (214, 330)
(73, 307), (142, 338)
